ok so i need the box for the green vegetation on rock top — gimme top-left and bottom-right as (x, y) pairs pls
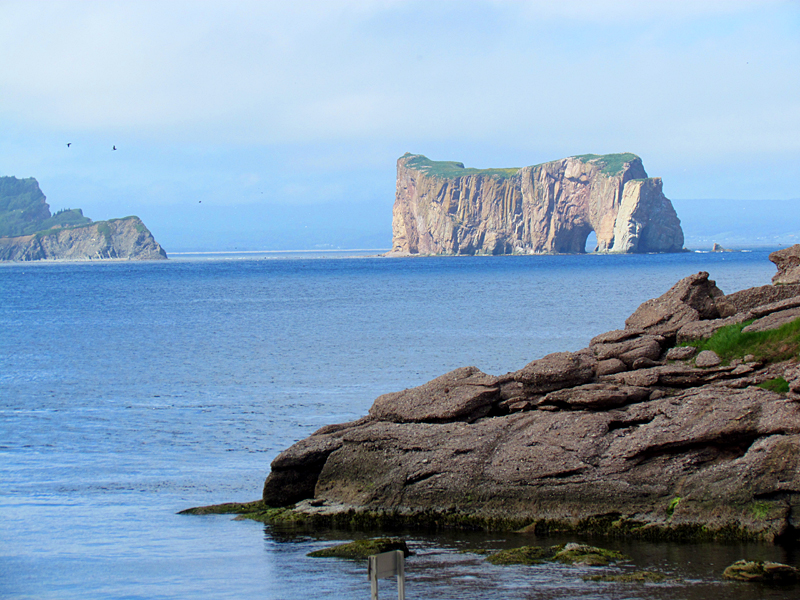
(0, 175), (91, 237)
(573, 153), (640, 175)
(683, 317), (800, 365)
(401, 153), (520, 179)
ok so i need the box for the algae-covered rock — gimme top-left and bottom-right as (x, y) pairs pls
(485, 545), (553, 565)
(553, 543), (627, 566)
(585, 570), (668, 582)
(722, 559), (799, 583)
(307, 538), (410, 559)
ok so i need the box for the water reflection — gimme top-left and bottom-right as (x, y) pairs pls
(265, 525), (800, 600)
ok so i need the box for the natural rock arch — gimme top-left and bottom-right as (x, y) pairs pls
(389, 153), (684, 255)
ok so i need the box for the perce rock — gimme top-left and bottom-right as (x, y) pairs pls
(242, 248), (800, 544)
(389, 153), (684, 255)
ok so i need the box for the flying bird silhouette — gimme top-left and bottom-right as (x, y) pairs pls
(66, 143), (71, 148)
(112, 146), (117, 151)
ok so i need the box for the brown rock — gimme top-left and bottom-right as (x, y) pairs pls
(596, 358), (627, 376)
(770, 244), (800, 284)
(724, 283), (800, 314)
(592, 335), (663, 366)
(542, 383), (649, 410)
(665, 346), (697, 361)
(514, 351), (596, 393)
(741, 307), (800, 333)
(625, 272), (726, 336)
(369, 366), (499, 424)
(676, 313), (752, 344)
(695, 350), (722, 368)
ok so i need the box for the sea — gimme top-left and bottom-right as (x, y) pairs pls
(1, 249), (798, 600)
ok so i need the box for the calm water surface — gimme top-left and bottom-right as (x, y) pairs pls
(1, 251), (797, 599)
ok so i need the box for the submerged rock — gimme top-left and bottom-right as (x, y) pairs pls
(307, 538), (410, 559)
(722, 560), (800, 583)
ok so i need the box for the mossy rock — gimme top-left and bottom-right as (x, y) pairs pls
(553, 543), (627, 566)
(307, 538), (410, 559)
(485, 545), (554, 565)
(723, 560), (800, 583)
(585, 570), (668, 583)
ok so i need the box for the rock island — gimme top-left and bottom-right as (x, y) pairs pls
(0, 175), (166, 261)
(388, 153), (684, 255)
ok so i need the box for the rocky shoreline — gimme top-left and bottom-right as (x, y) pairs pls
(185, 246), (800, 544)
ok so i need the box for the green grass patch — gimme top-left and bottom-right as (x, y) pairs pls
(683, 318), (800, 364)
(667, 497), (681, 518)
(402, 153), (520, 179)
(573, 153), (640, 175)
(750, 502), (774, 520)
(757, 377), (790, 393)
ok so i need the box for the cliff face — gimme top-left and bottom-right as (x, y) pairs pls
(0, 216), (167, 261)
(390, 153), (684, 255)
(0, 175), (167, 261)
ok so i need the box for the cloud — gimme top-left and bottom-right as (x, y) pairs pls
(2, 0), (797, 154)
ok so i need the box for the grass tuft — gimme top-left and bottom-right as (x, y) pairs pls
(683, 318), (800, 364)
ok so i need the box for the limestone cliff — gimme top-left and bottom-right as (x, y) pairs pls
(0, 175), (167, 261)
(0, 216), (167, 261)
(390, 153), (684, 255)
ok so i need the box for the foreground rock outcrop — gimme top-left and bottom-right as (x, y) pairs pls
(0, 175), (166, 261)
(389, 153), (684, 255)
(256, 253), (800, 543)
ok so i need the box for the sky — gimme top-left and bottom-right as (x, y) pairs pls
(1, 0), (798, 252)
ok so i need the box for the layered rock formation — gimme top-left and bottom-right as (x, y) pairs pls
(770, 244), (800, 284)
(389, 153), (684, 255)
(0, 216), (167, 261)
(260, 254), (800, 543)
(0, 175), (166, 261)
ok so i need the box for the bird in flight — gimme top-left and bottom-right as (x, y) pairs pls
(112, 145), (117, 151)
(66, 143), (71, 148)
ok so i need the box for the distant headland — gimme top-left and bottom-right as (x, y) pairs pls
(0, 176), (166, 261)
(388, 153), (684, 256)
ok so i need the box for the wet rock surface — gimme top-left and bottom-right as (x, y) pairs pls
(261, 268), (800, 542)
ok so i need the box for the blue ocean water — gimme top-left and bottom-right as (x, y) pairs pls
(1, 251), (796, 600)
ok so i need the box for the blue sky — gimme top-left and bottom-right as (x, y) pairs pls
(1, 0), (798, 251)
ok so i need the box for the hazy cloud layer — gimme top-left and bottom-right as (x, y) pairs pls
(1, 1), (798, 250)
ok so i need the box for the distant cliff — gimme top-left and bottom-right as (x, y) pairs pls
(389, 153), (684, 255)
(0, 175), (166, 261)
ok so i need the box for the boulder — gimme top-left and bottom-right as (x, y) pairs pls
(625, 272), (726, 337)
(592, 335), (663, 366)
(595, 358), (627, 376)
(723, 283), (800, 314)
(676, 313), (752, 344)
(723, 560), (800, 583)
(513, 351), (596, 393)
(770, 244), (800, 284)
(665, 346), (697, 361)
(695, 350), (722, 368)
(541, 383), (649, 410)
(369, 367), (499, 424)
(742, 308), (800, 333)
